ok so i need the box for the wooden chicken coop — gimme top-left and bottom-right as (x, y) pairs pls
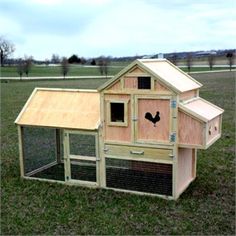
(15, 59), (224, 200)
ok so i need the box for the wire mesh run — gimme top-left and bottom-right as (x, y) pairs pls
(22, 126), (65, 181)
(70, 160), (97, 182)
(69, 133), (96, 157)
(106, 158), (172, 196)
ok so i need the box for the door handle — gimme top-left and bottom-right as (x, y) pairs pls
(130, 150), (144, 155)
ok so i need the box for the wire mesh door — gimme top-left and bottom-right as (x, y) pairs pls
(65, 130), (99, 186)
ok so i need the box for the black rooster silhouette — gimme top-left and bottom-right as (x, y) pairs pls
(145, 111), (160, 127)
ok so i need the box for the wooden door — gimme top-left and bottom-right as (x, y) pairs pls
(135, 97), (171, 143)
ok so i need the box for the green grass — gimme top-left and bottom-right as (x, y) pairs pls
(0, 64), (124, 77)
(1, 72), (235, 235)
(1, 64), (235, 77)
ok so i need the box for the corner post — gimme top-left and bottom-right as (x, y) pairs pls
(17, 125), (24, 177)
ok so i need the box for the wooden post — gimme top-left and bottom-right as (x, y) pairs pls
(17, 125), (24, 177)
(171, 95), (178, 200)
(56, 129), (61, 163)
(99, 92), (106, 187)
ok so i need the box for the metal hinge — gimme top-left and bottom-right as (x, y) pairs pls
(171, 100), (177, 109)
(170, 132), (176, 142)
(132, 117), (138, 121)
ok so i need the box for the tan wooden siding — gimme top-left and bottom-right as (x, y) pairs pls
(177, 148), (194, 194)
(207, 116), (221, 143)
(129, 66), (145, 74)
(155, 81), (171, 92)
(179, 90), (197, 101)
(107, 81), (121, 91)
(178, 111), (203, 146)
(137, 99), (170, 142)
(124, 76), (137, 89)
(104, 144), (173, 163)
(104, 94), (131, 142)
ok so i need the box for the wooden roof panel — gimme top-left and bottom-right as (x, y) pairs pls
(180, 98), (224, 121)
(15, 88), (101, 130)
(139, 59), (202, 92)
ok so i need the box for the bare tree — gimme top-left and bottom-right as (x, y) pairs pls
(17, 58), (24, 80)
(24, 56), (33, 76)
(45, 58), (50, 66)
(226, 51), (235, 71)
(61, 57), (69, 79)
(208, 53), (215, 70)
(98, 56), (109, 77)
(186, 53), (193, 72)
(51, 53), (60, 64)
(0, 36), (15, 67)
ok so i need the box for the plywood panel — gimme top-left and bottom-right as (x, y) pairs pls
(105, 144), (173, 162)
(179, 90), (197, 101)
(140, 60), (202, 92)
(178, 111), (203, 146)
(16, 89), (100, 130)
(129, 67), (145, 74)
(107, 81), (121, 91)
(137, 99), (170, 142)
(105, 94), (131, 142)
(177, 148), (193, 194)
(155, 81), (170, 92)
(183, 98), (223, 121)
(124, 77), (137, 89)
(207, 116), (220, 143)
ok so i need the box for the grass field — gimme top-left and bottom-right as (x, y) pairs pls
(1, 64), (235, 77)
(1, 71), (235, 235)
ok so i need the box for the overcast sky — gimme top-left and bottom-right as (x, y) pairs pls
(0, 0), (236, 60)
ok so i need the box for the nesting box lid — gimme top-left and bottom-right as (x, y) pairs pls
(179, 97), (224, 122)
(15, 88), (101, 130)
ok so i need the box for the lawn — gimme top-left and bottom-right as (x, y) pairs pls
(0, 64), (124, 77)
(1, 72), (235, 235)
(1, 64), (235, 77)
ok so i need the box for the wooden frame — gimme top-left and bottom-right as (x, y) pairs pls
(17, 125), (24, 177)
(106, 100), (129, 127)
(64, 129), (100, 186)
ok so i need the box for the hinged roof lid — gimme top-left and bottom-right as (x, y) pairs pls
(179, 97), (224, 122)
(15, 88), (101, 130)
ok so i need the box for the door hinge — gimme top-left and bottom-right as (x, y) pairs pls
(170, 132), (176, 142)
(171, 100), (177, 109)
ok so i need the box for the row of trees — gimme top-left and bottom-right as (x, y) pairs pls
(169, 51), (235, 72)
(17, 56), (33, 78)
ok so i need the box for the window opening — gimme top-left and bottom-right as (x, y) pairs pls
(138, 77), (151, 89)
(110, 102), (124, 122)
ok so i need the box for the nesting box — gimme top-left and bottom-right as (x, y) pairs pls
(15, 59), (224, 200)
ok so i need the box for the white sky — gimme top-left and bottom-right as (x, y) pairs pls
(0, 0), (236, 60)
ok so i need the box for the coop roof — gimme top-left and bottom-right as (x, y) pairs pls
(99, 59), (202, 93)
(15, 88), (101, 130)
(179, 97), (224, 122)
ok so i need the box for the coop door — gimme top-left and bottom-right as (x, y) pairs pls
(135, 97), (171, 143)
(64, 131), (99, 185)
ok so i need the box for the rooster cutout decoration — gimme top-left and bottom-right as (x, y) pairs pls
(145, 111), (160, 127)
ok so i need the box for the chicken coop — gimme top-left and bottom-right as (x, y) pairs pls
(15, 59), (224, 200)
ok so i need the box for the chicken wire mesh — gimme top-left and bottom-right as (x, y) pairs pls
(106, 158), (172, 196)
(22, 126), (65, 181)
(69, 133), (96, 157)
(70, 160), (97, 182)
